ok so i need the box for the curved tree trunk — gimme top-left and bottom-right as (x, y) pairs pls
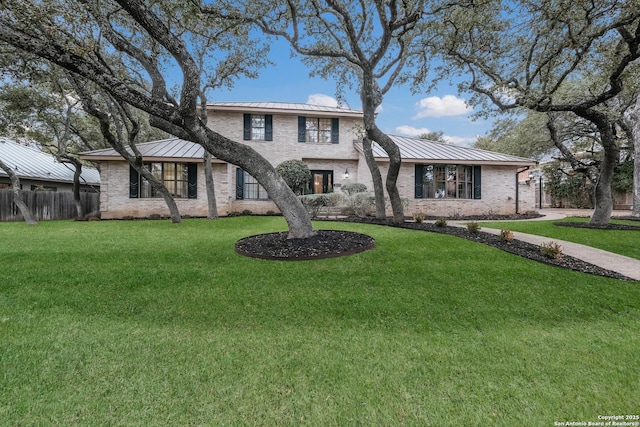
(367, 128), (404, 223)
(630, 95), (640, 217)
(363, 136), (387, 219)
(0, 158), (37, 225)
(361, 77), (404, 224)
(135, 163), (182, 223)
(198, 126), (314, 238)
(578, 110), (618, 225)
(71, 160), (84, 219)
(203, 150), (218, 220)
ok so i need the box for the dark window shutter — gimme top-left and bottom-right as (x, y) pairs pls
(236, 168), (244, 200)
(298, 116), (306, 142)
(331, 118), (339, 144)
(187, 163), (197, 199)
(265, 115), (273, 141)
(243, 114), (251, 140)
(473, 166), (482, 199)
(414, 164), (423, 198)
(129, 166), (139, 198)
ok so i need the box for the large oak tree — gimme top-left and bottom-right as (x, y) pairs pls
(212, 0), (432, 223)
(431, 0), (640, 224)
(0, 0), (315, 237)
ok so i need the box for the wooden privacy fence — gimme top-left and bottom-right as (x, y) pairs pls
(0, 190), (100, 221)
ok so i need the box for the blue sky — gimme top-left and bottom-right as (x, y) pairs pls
(210, 41), (488, 147)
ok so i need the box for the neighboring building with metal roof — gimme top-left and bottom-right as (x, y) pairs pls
(80, 102), (537, 219)
(0, 137), (100, 192)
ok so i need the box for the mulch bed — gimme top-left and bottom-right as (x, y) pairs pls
(235, 230), (376, 261)
(234, 215), (637, 281)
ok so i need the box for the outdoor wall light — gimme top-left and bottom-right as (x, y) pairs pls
(343, 169), (349, 179)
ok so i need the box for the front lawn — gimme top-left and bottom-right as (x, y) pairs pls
(480, 217), (640, 260)
(1, 217), (638, 426)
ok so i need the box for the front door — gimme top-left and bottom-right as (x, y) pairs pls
(310, 170), (333, 194)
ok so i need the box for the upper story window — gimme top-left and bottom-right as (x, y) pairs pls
(129, 162), (197, 199)
(298, 116), (339, 144)
(243, 114), (272, 141)
(414, 164), (481, 200)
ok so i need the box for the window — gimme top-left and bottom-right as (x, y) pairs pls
(236, 168), (269, 200)
(0, 183), (10, 189)
(415, 164), (481, 199)
(129, 163), (197, 199)
(298, 116), (339, 143)
(243, 114), (273, 141)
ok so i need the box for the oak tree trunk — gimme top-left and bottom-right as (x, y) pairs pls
(362, 137), (386, 219)
(630, 95), (640, 217)
(203, 151), (218, 220)
(71, 160), (84, 219)
(361, 77), (404, 224)
(0, 158), (37, 225)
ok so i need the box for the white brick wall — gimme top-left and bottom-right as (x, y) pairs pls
(97, 108), (535, 218)
(355, 162), (533, 217)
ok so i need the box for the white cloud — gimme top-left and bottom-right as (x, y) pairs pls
(395, 125), (432, 137)
(413, 95), (472, 119)
(306, 94), (339, 107)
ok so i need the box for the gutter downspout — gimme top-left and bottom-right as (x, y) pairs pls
(515, 166), (531, 214)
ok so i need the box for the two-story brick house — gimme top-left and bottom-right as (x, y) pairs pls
(80, 101), (537, 219)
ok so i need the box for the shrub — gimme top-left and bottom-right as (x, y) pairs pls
(435, 217), (448, 227)
(341, 192), (376, 217)
(242, 209), (253, 216)
(299, 194), (329, 218)
(148, 213), (162, 220)
(499, 229), (514, 243)
(275, 160), (311, 195)
(466, 221), (481, 234)
(413, 212), (426, 223)
(341, 183), (367, 196)
(540, 241), (563, 259)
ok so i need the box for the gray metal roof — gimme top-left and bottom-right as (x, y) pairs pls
(0, 137), (101, 185)
(208, 101), (363, 117)
(79, 137), (205, 161)
(357, 135), (536, 165)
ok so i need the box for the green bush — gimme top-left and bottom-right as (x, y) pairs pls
(299, 194), (329, 218)
(540, 241), (563, 259)
(413, 212), (426, 224)
(466, 221), (481, 234)
(276, 160), (311, 195)
(435, 217), (448, 227)
(341, 183), (367, 196)
(341, 192), (376, 218)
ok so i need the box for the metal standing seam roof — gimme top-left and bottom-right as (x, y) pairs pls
(356, 135), (537, 165)
(208, 101), (364, 117)
(0, 137), (101, 185)
(79, 138), (206, 161)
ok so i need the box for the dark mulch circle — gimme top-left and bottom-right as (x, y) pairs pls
(234, 215), (636, 281)
(235, 229), (376, 261)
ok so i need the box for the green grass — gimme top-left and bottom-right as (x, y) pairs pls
(480, 217), (640, 260)
(1, 217), (639, 425)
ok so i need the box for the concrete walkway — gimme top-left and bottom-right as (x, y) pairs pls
(455, 209), (640, 281)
